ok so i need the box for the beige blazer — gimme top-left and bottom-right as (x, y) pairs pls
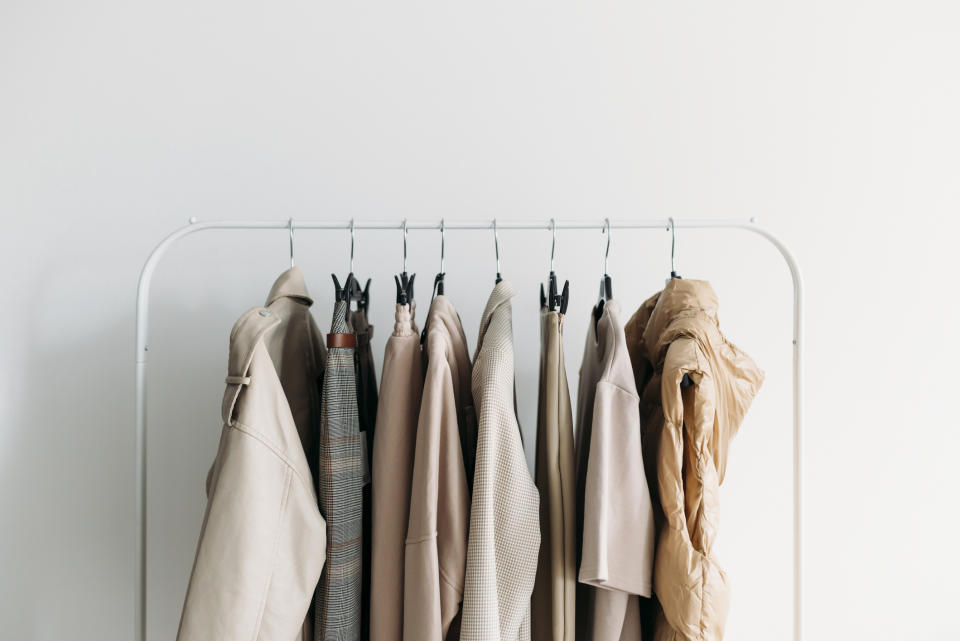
(574, 301), (655, 641)
(461, 280), (540, 641)
(177, 267), (327, 641)
(531, 309), (576, 641)
(404, 296), (473, 641)
(370, 303), (423, 641)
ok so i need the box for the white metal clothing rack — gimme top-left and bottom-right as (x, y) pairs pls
(135, 218), (804, 641)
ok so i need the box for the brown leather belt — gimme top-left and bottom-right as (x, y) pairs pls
(327, 332), (357, 349)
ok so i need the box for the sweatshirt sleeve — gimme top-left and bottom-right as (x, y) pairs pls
(578, 381), (655, 597)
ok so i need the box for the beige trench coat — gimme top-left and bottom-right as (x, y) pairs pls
(461, 280), (540, 641)
(177, 267), (327, 641)
(370, 303), (423, 641)
(404, 296), (474, 641)
(626, 279), (764, 641)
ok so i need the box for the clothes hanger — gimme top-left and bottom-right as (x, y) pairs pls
(666, 217), (693, 387)
(394, 218), (415, 305)
(668, 217), (681, 280)
(333, 218), (367, 305)
(288, 218), (295, 269)
(540, 218), (570, 314)
(430, 218), (445, 298)
(593, 217), (613, 326)
(493, 218), (502, 284)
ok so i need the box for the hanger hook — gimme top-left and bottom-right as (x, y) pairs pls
(603, 217), (610, 275)
(668, 217), (677, 275)
(439, 218), (445, 274)
(401, 218), (408, 273)
(493, 218), (501, 276)
(288, 218), (295, 268)
(349, 218), (355, 274)
(550, 218), (557, 272)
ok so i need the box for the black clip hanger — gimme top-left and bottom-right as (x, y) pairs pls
(395, 219), (415, 305)
(542, 219), (570, 314)
(433, 219), (446, 298)
(335, 219), (371, 312)
(541, 272), (570, 314)
(594, 218), (613, 325)
(332, 272), (358, 302)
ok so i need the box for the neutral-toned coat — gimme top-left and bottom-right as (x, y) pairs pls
(531, 308), (576, 641)
(315, 299), (364, 641)
(625, 279), (764, 641)
(461, 280), (540, 641)
(404, 296), (474, 641)
(370, 303), (423, 641)
(574, 300), (654, 641)
(177, 267), (327, 641)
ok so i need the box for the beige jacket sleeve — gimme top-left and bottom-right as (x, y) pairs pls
(579, 303), (655, 598)
(177, 307), (327, 641)
(578, 379), (655, 596)
(404, 308), (470, 641)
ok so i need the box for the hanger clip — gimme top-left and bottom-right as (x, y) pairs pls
(395, 272), (415, 305)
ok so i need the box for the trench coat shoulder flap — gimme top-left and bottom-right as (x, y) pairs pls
(221, 306), (282, 427)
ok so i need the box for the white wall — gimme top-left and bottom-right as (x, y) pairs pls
(2, 1), (958, 639)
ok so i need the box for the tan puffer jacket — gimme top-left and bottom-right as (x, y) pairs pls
(625, 279), (764, 641)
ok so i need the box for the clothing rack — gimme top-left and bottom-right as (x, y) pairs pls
(134, 217), (804, 641)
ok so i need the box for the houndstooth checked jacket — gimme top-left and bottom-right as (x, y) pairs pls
(315, 299), (364, 641)
(460, 280), (541, 641)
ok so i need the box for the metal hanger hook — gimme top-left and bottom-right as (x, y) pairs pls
(401, 218), (408, 273)
(493, 218), (501, 275)
(439, 218), (445, 274)
(349, 218), (355, 274)
(550, 218), (557, 272)
(603, 217), (610, 275)
(668, 217), (677, 274)
(288, 218), (295, 268)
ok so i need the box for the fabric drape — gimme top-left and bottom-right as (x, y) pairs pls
(625, 279), (763, 641)
(369, 303), (422, 641)
(531, 308), (576, 641)
(403, 296), (473, 641)
(177, 267), (327, 641)
(315, 299), (364, 641)
(574, 300), (655, 641)
(461, 280), (540, 641)
(351, 307), (379, 641)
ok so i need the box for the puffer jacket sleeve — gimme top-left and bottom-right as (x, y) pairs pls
(653, 338), (728, 641)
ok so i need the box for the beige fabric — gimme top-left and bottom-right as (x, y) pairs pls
(461, 280), (540, 641)
(625, 279), (764, 641)
(531, 309), (576, 641)
(370, 303), (423, 641)
(404, 296), (474, 641)
(178, 267), (327, 641)
(574, 300), (655, 641)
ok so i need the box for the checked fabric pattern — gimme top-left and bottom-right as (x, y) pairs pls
(461, 280), (541, 641)
(315, 300), (364, 641)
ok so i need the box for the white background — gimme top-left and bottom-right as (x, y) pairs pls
(2, 1), (959, 639)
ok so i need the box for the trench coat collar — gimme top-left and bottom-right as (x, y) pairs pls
(266, 266), (313, 306)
